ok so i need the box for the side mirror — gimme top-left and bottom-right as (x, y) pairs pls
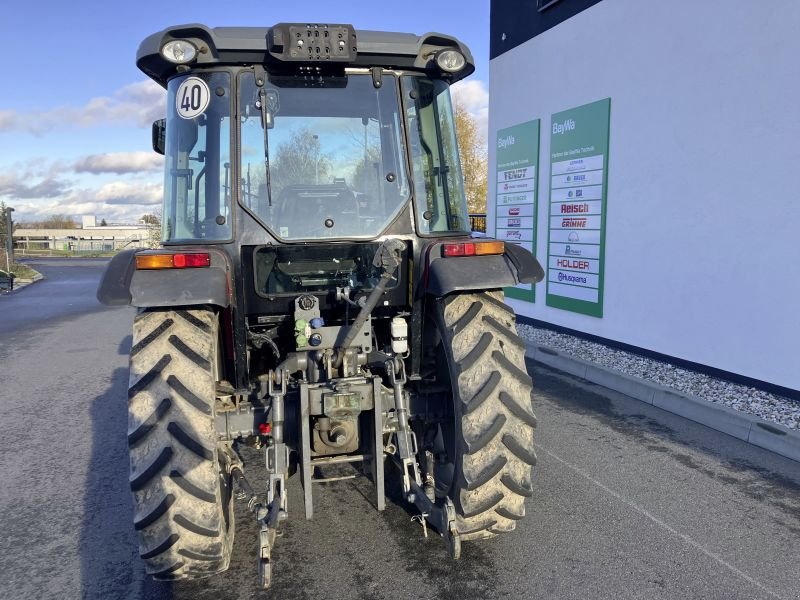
(152, 119), (166, 155)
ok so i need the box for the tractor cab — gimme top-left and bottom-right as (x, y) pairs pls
(141, 23), (476, 244)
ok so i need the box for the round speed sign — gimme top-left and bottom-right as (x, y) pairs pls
(175, 77), (210, 119)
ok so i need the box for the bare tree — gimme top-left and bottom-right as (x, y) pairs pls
(269, 129), (332, 195)
(141, 213), (162, 248)
(453, 100), (488, 214)
(18, 214), (79, 229)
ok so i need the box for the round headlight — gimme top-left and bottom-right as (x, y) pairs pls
(436, 49), (466, 73)
(161, 40), (197, 64)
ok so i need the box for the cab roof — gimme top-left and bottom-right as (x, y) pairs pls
(136, 23), (475, 87)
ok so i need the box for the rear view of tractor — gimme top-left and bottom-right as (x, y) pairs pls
(98, 22), (544, 588)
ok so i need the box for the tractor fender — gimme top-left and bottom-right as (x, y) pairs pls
(96, 249), (139, 306)
(423, 240), (544, 297)
(96, 248), (232, 308)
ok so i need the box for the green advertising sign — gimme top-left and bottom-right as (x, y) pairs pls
(494, 119), (540, 303)
(546, 98), (611, 317)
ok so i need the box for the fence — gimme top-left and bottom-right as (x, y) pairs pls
(469, 213), (487, 233)
(13, 233), (149, 256)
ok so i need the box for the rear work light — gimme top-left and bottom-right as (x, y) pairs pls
(135, 253), (211, 270)
(441, 241), (505, 257)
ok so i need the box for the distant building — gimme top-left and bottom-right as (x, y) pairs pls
(489, 0), (799, 393)
(13, 217), (150, 252)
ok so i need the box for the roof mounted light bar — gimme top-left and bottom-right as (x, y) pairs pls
(267, 23), (357, 63)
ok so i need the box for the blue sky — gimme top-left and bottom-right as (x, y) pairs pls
(0, 1), (491, 224)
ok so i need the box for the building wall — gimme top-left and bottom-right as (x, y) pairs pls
(488, 0), (800, 390)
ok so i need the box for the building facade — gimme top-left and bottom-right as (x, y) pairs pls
(489, 0), (799, 393)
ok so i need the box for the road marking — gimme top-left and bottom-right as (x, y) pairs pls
(535, 443), (786, 600)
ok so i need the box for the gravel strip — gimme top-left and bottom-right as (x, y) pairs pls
(518, 323), (800, 431)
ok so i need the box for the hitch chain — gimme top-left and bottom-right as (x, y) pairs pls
(387, 358), (461, 558)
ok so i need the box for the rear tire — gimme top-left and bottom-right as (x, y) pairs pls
(127, 308), (234, 580)
(435, 291), (537, 540)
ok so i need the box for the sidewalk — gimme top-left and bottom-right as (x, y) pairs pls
(0, 273), (43, 294)
(526, 341), (800, 463)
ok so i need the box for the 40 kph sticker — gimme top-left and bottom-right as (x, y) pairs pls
(175, 77), (210, 119)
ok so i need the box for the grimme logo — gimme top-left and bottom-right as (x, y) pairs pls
(552, 119), (576, 135)
(561, 218), (587, 228)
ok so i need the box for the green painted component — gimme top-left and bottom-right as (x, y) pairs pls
(295, 333), (308, 347)
(545, 98), (611, 318)
(295, 319), (307, 333)
(494, 119), (540, 304)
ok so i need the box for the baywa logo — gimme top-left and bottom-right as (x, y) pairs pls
(552, 119), (576, 135)
(497, 135), (516, 149)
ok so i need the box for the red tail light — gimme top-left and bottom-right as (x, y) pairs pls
(136, 253), (211, 270)
(441, 241), (504, 257)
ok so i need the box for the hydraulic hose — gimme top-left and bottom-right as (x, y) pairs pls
(333, 238), (405, 368)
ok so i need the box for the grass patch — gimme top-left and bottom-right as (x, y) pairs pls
(1, 262), (39, 280)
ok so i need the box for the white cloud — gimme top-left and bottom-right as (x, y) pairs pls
(13, 197), (146, 225)
(451, 79), (490, 142)
(7, 176), (162, 225)
(0, 171), (70, 199)
(94, 181), (162, 205)
(74, 151), (163, 175)
(0, 79), (165, 135)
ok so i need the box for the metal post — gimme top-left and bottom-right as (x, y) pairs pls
(372, 376), (386, 511)
(299, 382), (314, 520)
(3, 207), (13, 273)
(313, 134), (319, 184)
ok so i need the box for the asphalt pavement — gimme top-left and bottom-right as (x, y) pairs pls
(0, 258), (798, 599)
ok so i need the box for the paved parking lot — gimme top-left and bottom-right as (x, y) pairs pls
(1, 259), (798, 599)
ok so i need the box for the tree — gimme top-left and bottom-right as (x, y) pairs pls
(141, 213), (162, 248)
(100, 218), (108, 226)
(269, 129), (332, 195)
(453, 100), (488, 214)
(21, 214), (79, 229)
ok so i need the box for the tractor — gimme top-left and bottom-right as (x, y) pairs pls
(98, 22), (544, 588)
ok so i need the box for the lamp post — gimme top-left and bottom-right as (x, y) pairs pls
(312, 134), (320, 184)
(3, 206), (13, 273)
